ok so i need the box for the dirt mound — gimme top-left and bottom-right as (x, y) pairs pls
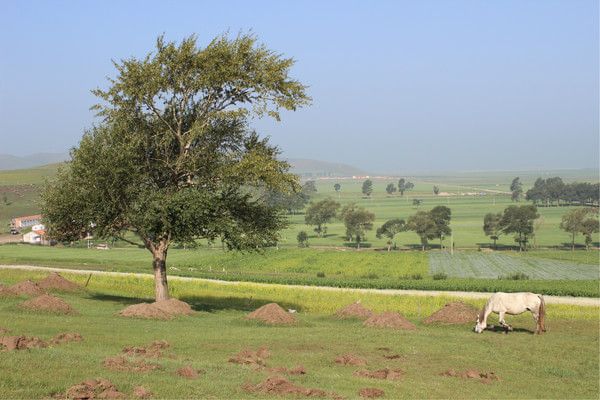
(229, 347), (271, 367)
(335, 301), (374, 320)
(176, 365), (203, 379)
(20, 294), (76, 314)
(245, 303), (297, 325)
(359, 388), (385, 398)
(119, 299), (194, 320)
(354, 368), (404, 380)
(335, 354), (367, 366)
(0, 284), (17, 297)
(103, 356), (162, 372)
(9, 280), (45, 296)
(0, 335), (47, 351)
(64, 378), (125, 399)
(122, 340), (170, 358)
(441, 369), (501, 384)
(38, 273), (82, 292)
(132, 386), (152, 399)
(364, 312), (416, 330)
(424, 302), (479, 324)
(51, 333), (83, 345)
(243, 376), (327, 397)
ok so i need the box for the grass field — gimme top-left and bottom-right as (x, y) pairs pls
(0, 269), (598, 399)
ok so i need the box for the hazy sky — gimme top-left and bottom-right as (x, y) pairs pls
(1, 0), (598, 172)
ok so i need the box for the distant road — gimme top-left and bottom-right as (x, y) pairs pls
(1, 264), (598, 307)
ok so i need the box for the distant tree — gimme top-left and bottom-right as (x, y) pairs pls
(510, 177), (523, 202)
(433, 185), (440, 195)
(398, 178), (406, 196)
(304, 198), (340, 237)
(362, 179), (373, 198)
(376, 218), (406, 251)
(406, 211), (436, 251)
(341, 203), (375, 249)
(265, 190), (309, 215)
(334, 183), (341, 197)
(483, 212), (502, 249)
(302, 180), (317, 195)
(581, 218), (599, 250)
(430, 205), (451, 248)
(525, 178), (547, 205)
(560, 208), (599, 251)
(41, 33), (309, 301)
(296, 231), (309, 248)
(385, 183), (397, 195)
(498, 205), (539, 251)
(527, 178), (599, 207)
(412, 198), (422, 207)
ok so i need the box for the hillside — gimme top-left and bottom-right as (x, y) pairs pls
(0, 153), (68, 170)
(286, 158), (368, 178)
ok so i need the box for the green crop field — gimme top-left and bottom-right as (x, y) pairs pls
(0, 269), (598, 399)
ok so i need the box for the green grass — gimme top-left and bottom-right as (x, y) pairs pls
(0, 269), (598, 399)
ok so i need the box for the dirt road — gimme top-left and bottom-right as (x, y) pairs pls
(0, 264), (598, 306)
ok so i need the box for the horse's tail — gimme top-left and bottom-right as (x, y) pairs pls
(537, 295), (546, 333)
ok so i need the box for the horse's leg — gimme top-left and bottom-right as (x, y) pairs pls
(498, 311), (512, 332)
(531, 311), (540, 334)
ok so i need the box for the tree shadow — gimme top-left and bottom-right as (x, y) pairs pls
(475, 243), (517, 250)
(342, 242), (373, 249)
(87, 293), (151, 306)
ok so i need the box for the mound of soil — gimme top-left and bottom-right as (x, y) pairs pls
(19, 294), (76, 314)
(245, 303), (297, 325)
(441, 369), (501, 384)
(122, 340), (170, 358)
(335, 301), (374, 320)
(64, 378), (125, 399)
(243, 376), (327, 397)
(354, 368), (404, 380)
(9, 280), (45, 296)
(103, 356), (162, 373)
(0, 284), (17, 297)
(359, 388), (385, 398)
(364, 312), (416, 330)
(51, 333), (83, 345)
(119, 299), (193, 320)
(37, 273), (82, 292)
(132, 386), (152, 399)
(229, 347), (271, 368)
(424, 302), (479, 325)
(0, 335), (47, 351)
(335, 354), (367, 366)
(176, 365), (203, 379)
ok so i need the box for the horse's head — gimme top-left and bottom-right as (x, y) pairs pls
(474, 314), (486, 333)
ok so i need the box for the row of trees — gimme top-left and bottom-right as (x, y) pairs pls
(525, 178), (599, 207)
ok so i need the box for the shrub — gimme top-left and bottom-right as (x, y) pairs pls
(411, 273), (423, 280)
(296, 231), (309, 248)
(316, 272), (325, 278)
(432, 272), (448, 280)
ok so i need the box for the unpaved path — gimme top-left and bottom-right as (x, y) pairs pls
(0, 264), (598, 307)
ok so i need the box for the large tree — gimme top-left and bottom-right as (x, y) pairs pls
(483, 212), (502, 249)
(362, 179), (373, 198)
(42, 34), (309, 301)
(560, 208), (599, 251)
(341, 203), (375, 249)
(498, 205), (539, 251)
(406, 211), (436, 250)
(510, 177), (523, 202)
(430, 205), (452, 248)
(304, 198), (341, 237)
(376, 218), (405, 251)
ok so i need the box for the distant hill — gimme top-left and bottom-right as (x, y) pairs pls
(286, 158), (368, 178)
(0, 153), (68, 170)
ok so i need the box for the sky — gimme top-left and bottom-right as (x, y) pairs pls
(0, 0), (598, 173)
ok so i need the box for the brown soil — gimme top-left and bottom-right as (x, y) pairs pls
(243, 376), (327, 397)
(8, 280), (45, 296)
(64, 378), (125, 399)
(424, 302), (479, 325)
(119, 299), (194, 320)
(122, 340), (171, 358)
(176, 365), (203, 379)
(0, 283), (17, 297)
(354, 368), (404, 380)
(51, 333), (83, 345)
(441, 369), (501, 384)
(103, 356), (162, 373)
(359, 388), (385, 398)
(229, 347), (271, 368)
(0, 335), (47, 351)
(20, 294), (76, 314)
(335, 301), (374, 320)
(335, 354), (367, 366)
(245, 303), (297, 325)
(363, 312), (416, 330)
(132, 386), (152, 399)
(37, 272), (82, 292)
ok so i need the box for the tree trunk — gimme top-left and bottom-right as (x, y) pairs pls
(152, 245), (169, 301)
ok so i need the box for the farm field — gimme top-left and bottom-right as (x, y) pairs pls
(0, 245), (598, 297)
(0, 269), (598, 399)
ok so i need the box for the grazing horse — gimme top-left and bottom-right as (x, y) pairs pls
(474, 292), (546, 334)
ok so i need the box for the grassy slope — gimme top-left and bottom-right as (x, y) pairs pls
(0, 269), (598, 399)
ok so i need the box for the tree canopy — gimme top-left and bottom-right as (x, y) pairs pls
(42, 34), (310, 301)
(341, 203), (375, 248)
(376, 218), (405, 251)
(498, 205), (539, 251)
(560, 208), (599, 250)
(483, 212), (502, 249)
(304, 198), (341, 237)
(362, 179), (373, 197)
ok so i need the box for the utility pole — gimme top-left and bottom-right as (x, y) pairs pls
(450, 232), (454, 255)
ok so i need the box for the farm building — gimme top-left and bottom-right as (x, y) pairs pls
(22, 224), (46, 245)
(11, 214), (42, 229)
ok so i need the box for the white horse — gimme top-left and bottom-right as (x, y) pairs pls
(474, 292), (546, 334)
